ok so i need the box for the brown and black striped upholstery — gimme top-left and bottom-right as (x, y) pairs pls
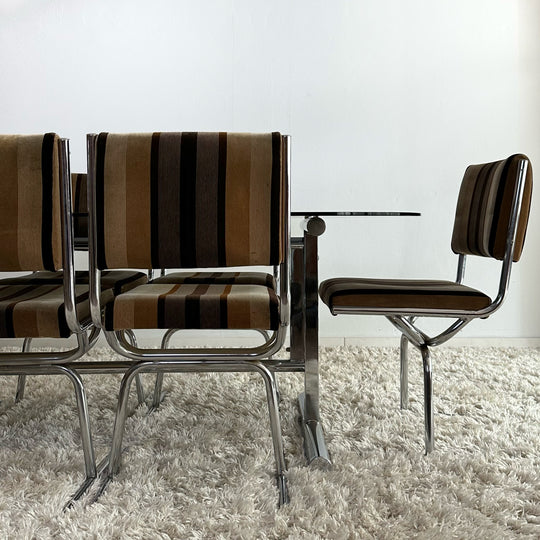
(0, 270), (148, 338)
(0, 134), (62, 272)
(319, 278), (491, 313)
(94, 132), (284, 270)
(92, 132), (286, 332)
(451, 154), (532, 262)
(104, 283), (280, 331)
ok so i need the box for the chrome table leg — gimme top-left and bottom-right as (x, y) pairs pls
(293, 229), (331, 466)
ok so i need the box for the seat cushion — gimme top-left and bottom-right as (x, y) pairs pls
(0, 270), (147, 338)
(151, 271), (276, 289)
(319, 278), (491, 313)
(104, 283), (280, 331)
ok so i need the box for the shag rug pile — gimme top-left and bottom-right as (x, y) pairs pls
(0, 346), (538, 539)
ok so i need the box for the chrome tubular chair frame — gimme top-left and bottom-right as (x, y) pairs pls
(86, 132), (296, 506)
(327, 157), (530, 454)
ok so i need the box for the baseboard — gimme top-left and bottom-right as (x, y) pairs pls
(2, 334), (538, 350)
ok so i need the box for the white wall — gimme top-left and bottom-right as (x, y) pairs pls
(1, 0), (539, 339)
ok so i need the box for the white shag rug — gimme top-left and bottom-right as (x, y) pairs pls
(0, 346), (539, 539)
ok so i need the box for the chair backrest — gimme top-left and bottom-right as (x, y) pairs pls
(451, 154), (532, 262)
(91, 132), (286, 270)
(0, 133), (63, 271)
(72, 172), (88, 242)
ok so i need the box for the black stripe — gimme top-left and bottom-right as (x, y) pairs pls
(157, 289), (168, 328)
(96, 133), (108, 269)
(41, 133), (56, 270)
(330, 288), (485, 299)
(488, 157), (512, 256)
(217, 132), (227, 266)
(220, 285), (229, 328)
(180, 133), (197, 267)
(269, 133), (282, 265)
(269, 292), (279, 330)
(150, 132), (161, 267)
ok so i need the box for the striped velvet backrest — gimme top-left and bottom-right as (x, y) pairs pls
(451, 154), (532, 262)
(93, 132), (285, 270)
(0, 133), (63, 271)
(72, 172), (88, 240)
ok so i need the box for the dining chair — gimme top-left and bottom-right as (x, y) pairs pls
(0, 135), (147, 506)
(319, 154), (532, 453)
(86, 131), (291, 505)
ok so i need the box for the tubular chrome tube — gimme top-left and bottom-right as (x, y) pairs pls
(279, 134), (292, 328)
(107, 323), (287, 363)
(59, 138), (81, 335)
(86, 133), (103, 329)
(455, 254), (466, 284)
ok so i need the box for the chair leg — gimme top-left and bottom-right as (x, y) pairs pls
(124, 330), (147, 407)
(420, 345), (434, 454)
(399, 334), (409, 409)
(147, 330), (180, 412)
(14, 338), (33, 403)
(257, 363), (289, 506)
(57, 365), (98, 509)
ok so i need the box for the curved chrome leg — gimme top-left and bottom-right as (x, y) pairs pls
(108, 363), (141, 478)
(124, 330), (146, 406)
(400, 334), (409, 410)
(255, 363), (289, 506)
(421, 345), (434, 454)
(57, 365), (98, 509)
(15, 338), (33, 403)
(148, 330), (179, 412)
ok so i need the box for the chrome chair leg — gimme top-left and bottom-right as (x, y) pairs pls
(399, 334), (409, 410)
(124, 330), (147, 407)
(257, 363), (289, 506)
(15, 338), (33, 403)
(57, 365), (98, 509)
(421, 345), (434, 454)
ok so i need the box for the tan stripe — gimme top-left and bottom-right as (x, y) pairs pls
(0, 136), (21, 270)
(249, 134), (272, 265)
(226, 285), (254, 329)
(225, 134), (252, 266)
(104, 135), (128, 267)
(12, 285), (63, 337)
(17, 135), (44, 270)
(126, 134), (152, 268)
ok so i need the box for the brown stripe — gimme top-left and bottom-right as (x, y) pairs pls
(103, 134), (128, 268)
(249, 134), (273, 265)
(0, 136), (20, 270)
(18, 135), (45, 270)
(126, 134), (152, 267)
(225, 134), (252, 265)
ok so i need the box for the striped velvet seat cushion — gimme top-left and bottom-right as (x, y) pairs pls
(0, 270), (147, 338)
(319, 278), (491, 313)
(104, 283), (280, 331)
(151, 271), (276, 289)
